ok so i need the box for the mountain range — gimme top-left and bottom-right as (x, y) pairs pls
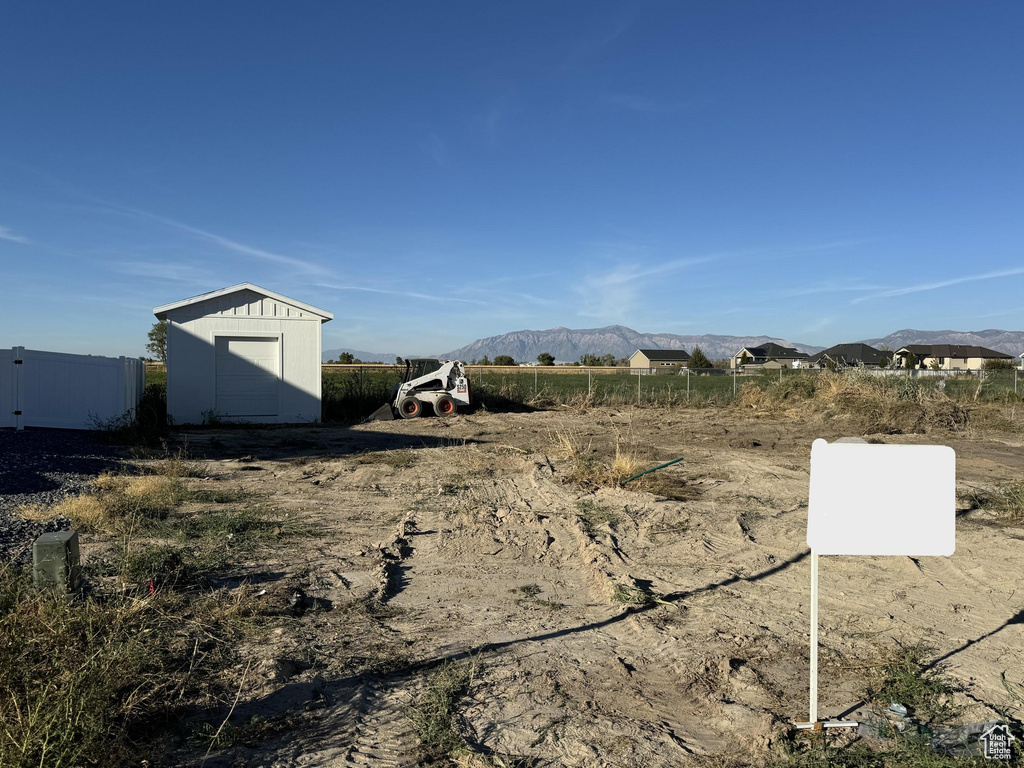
(859, 329), (1024, 357)
(324, 327), (1024, 364)
(440, 325), (823, 363)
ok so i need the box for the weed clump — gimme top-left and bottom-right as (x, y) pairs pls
(551, 428), (650, 488)
(411, 660), (477, 759)
(867, 642), (960, 725)
(979, 481), (1024, 524)
(574, 499), (621, 532)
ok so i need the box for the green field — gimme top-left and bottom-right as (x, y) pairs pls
(143, 365), (1023, 423)
(470, 369), (742, 406)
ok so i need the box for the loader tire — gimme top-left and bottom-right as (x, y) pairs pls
(398, 397), (422, 419)
(434, 395), (457, 417)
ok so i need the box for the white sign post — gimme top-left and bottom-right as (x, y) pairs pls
(795, 438), (956, 730)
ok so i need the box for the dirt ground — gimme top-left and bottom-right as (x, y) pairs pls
(158, 406), (1024, 767)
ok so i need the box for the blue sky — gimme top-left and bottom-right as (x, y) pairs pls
(2, 2), (1023, 357)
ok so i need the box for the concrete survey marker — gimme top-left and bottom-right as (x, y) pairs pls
(33, 530), (81, 592)
(807, 438), (956, 556)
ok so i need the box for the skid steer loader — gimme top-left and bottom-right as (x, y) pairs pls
(367, 358), (471, 421)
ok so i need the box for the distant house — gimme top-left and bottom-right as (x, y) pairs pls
(895, 344), (1012, 371)
(808, 343), (886, 369)
(629, 348), (690, 373)
(730, 343), (808, 369)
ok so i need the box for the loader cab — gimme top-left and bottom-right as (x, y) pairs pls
(404, 358), (441, 382)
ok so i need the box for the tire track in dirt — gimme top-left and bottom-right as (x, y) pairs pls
(339, 677), (420, 768)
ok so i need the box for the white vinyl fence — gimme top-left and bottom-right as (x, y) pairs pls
(1, 347), (145, 430)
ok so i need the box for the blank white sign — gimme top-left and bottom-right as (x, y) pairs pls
(807, 439), (955, 556)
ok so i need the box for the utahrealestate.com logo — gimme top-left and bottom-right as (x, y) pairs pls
(980, 724), (1015, 760)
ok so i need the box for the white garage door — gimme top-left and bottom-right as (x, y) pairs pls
(216, 337), (280, 416)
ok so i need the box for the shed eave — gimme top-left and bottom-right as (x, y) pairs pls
(153, 282), (333, 322)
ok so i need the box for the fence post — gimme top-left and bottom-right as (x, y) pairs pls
(1016, 367), (1018, 395)
(637, 369), (641, 404)
(534, 367), (538, 395)
(588, 367), (592, 397)
(13, 346), (24, 431)
(733, 368), (737, 396)
(687, 367), (690, 403)
(780, 366), (783, 383)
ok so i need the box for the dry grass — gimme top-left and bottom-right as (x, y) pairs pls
(609, 442), (643, 484)
(550, 425), (661, 489)
(411, 660), (478, 759)
(18, 495), (109, 530)
(20, 474), (186, 532)
(0, 563), (260, 768)
(737, 371), (973, 434)
(149, 446), (207, 478)
(970, 481), (1024, 524)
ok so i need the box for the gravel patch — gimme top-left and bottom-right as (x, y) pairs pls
(0, 429), (125, 565)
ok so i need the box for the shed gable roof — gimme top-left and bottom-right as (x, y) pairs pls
(154, 283), (333, 322)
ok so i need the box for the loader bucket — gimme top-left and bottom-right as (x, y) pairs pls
(367, 403), (396, 422)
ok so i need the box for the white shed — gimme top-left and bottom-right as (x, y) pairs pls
(154, 283), (333, 425)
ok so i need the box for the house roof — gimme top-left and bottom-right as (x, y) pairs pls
(633, 348), (690, 360)
(809, 343), (885, 365)
(897, 344), (1011, 359)
(153, 283), (334, 322)
(738, 342), (808, 359)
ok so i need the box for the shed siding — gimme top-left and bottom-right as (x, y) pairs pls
(166, 313), (322, 424)
(171, 290), (311, 320)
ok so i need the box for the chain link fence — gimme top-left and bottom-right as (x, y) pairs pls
(143, 363), (1024, 422)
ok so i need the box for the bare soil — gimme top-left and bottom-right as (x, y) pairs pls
(162, 406), (1024, 767)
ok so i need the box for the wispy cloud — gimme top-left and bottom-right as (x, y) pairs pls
(316, 282), (487, 305)
(576, 255), (716, 319)
(772, 279), (887, 301)
(111, 259), (222, 285)
(0, 225), (31, 245)
(455, 287), (556, 307)
(852, 266), (1024, 304)
(92, 200), (330, 276)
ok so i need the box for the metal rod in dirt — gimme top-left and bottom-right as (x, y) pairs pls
(687, 367), (690, 402)
(619, 456), (685, 486)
